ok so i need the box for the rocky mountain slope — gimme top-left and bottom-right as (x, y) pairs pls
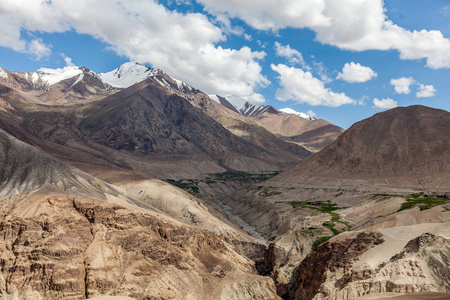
(0, 128), (282, 300)
(215, 105), (450, 298)
(210, 95), (344, 152)
(0, 65), (115, 104)
(274, 105), (450, 190)
(0, 64), (311, 179)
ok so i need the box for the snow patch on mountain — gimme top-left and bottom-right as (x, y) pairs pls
(225, 95), (270, 118)
(0, 68), (8, 80)
(172, 77), (192, 92)
(280, 108), (317, 120)
(30, 72), (40, 84)
(35, 66), (83, 86)
(99, 62), (157, 88)
(208, 94), (220, 103)
(69, 73), (84, 89)
(225, 95), (249, 111)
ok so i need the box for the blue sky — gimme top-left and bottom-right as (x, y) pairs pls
(0, 0), (449, 129)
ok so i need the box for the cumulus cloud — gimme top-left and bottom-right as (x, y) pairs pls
(336, 62), (377, 83)
(307, 110), (317, 117)
(27, 38), (52, 60)
(0, 0), (268, 101)
(390, 77), (415, 94)
(271, 64), (355, 107)
(196, 0), (329, 31)
(274, 42), (308, 68)
(416, 84), (436, 98)
(196, 0), (450, 69)
(390, 77), (436, 98)
(63, 55), (75, 67)
(373, 98), (397, 110)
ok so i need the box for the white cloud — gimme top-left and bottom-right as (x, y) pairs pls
(373, 98), (397, 110)
(416, 84), (436, 98)
(26, 38), (52, 60)
(390, 77), (415, 94)
(63, 56), (75, 67)
(390, 77), (436, 98)
(358, 95), (369, 105)
(307, 110), (316, 117)
(196, 0), (450, 69)
(336, 62), (377, 83)
(274, 42), (308, 68)
(0, 0), (268, 101)
(196, 0), (329, 31)
(311, 60), (333, 84)
(271, 63), (355, 107)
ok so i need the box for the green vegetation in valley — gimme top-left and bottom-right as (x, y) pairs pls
(165, 179), (200, 194)
(371, 194), (403, 202)
(312, 236), (333, 249)
(210, 171), (280, 182)
(258, 187), (282, 197)
(296, 227), (321, 237)
(278, 200), (352, 249)
(371, 192), (450, 212)
(164, 171), (280, 195)
(282, 200), (343, 215)
(398, 193), (450, 212)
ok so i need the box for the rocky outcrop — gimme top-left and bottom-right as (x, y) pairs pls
(0, 195), (280, 300)
(289, 232), (450, 300)
(289, 231), (384, 300)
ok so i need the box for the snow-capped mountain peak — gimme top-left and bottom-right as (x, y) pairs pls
(98, 62), (158, 88)
(210, 94), (318, 120)
(279, 108), (317, 120)
(33, 66), (83, 86)
(224, 95), (269, 118)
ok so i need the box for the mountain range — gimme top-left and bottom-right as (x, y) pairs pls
(0, 62), (342, 180)
(0, 62), (449, 300)
(210, 94), (344, 152)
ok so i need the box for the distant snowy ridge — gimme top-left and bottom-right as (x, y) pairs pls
(224, 95), (269, 118)
(211, 94), (316, 120)
(30, 66), (83, 86)
(279, 108), (317, 120)
(6, 62), (192, 94)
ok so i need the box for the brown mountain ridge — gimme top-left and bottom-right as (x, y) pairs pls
(0, 65), (315, 179)
(274, 105), (450, 190)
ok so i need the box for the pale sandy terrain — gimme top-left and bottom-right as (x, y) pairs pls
(359, 292), (450, 299)
(89, 297), (135, 300)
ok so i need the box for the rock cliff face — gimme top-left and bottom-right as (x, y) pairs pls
(289, 232), (450, 300)
(0, 195), (280, 300)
